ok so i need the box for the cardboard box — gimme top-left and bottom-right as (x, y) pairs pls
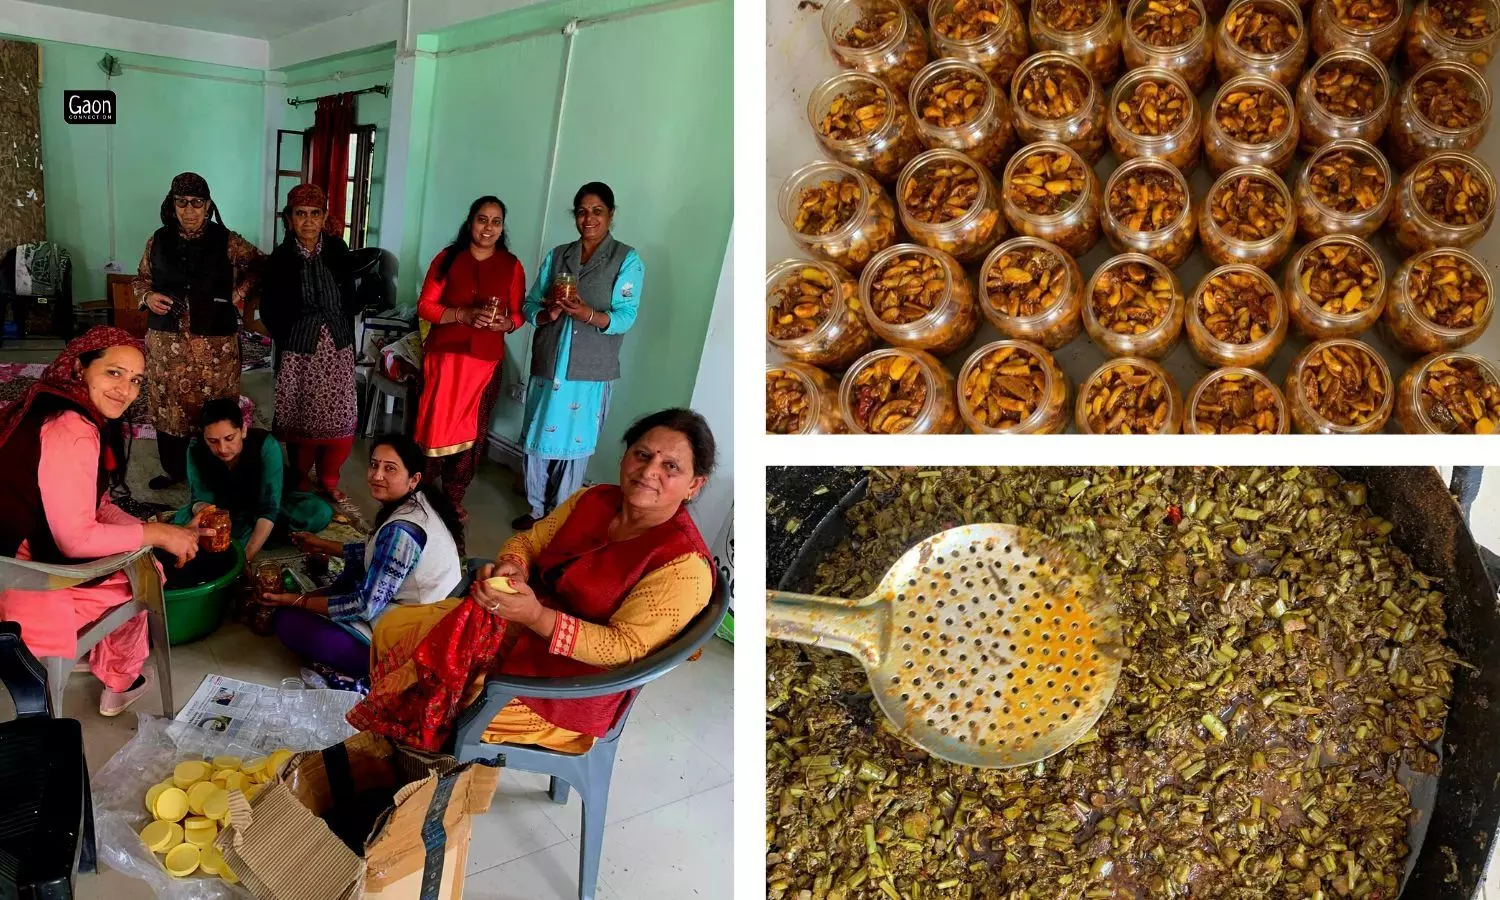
(215, 731), (499, 900)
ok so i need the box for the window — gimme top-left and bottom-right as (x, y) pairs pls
(272, 124), (377, 249)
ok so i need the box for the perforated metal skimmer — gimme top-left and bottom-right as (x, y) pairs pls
(768, 523), (1122, 768)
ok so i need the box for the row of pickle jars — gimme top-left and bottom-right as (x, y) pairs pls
(766, 237), (1499, 433)
(767, 0), (1500, 433)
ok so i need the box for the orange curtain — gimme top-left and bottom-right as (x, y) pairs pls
(308, 93), (355, 237)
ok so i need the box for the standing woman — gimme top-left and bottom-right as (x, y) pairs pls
(260, 184), (361, 502)
(132, 172), (263, 491)
(413, 196), (524, 517)
(512, 182), (643, 531)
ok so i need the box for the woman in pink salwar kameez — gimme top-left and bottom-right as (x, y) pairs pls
(0, 327), (204, 716)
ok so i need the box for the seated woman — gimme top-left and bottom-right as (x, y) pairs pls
(171, 398), (333, 563)
(347, 408), (716, 753)
(0, 327), (204, 716)
(258, 434), (464, 679)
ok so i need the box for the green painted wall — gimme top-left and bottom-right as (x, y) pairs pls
(278, 46), (395, 249)
(30, 40), (267, 301)
(419, 0), (733, 482)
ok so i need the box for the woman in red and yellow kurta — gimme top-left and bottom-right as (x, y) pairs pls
(346, 408), (717, 753)
(414, 195), (524, 517)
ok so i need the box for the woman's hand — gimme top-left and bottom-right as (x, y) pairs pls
(471, 572), (545, 627)
(454, 306), (484, 328)
(145, 292), (174, 315)
(555, 294), (593, 322)
(474, 558), (526, 586)
(260, 591), (303, 607)
(144, 522), (202, 567)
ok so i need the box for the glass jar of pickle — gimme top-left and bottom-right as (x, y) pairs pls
(551, 272), (579, 307)
(1386, 151), (1496, 254)
(1381, 247), (1493, 355)
(1292, 139), (1394, 241)
(1283, 338), (1394, 433)
(808, 72), (926, 184)
(822, 0), (931, 91)
(1185, 367), (1289, 433)
(1311, 0), (1406, 60)
(779, 160), (900, 274)
(895, 149), (1007, 263)
(1123, 0), (1214, 92)
(1283, 235), (1386, 339)
(1295, 49), (1392, 150)
(928, 0), (1029, 86)
(1396, 351), (1500, 433)
(1215, 0), (1310, 86)
(1186, 264), (1288, 368)
(200, 506), (231, 553)
(1083, 253), (1186, 359)
(1401, 0), (1500, 75)
(766, 258), (877, 369)
(1000, 142), (1103, 258)
(1009, 53), (1108, 163)
(1203, 75), (1301, 175)
(978, 237), (1086, 349)
(1075, 357), (1184, 433)
(1105, 67), (1202, 171)
(838, 347), (963, 433)
(908, 59), (1017, 169)
(956, 339), (1071, 433)
(1101, 157), (1198, 269)
(1029, 0), (1125, 84)
(1387, 60), (1491, 170)
(1200, 165), (1297, 269)
(767, 363), (848, 434)
(859, 243), (981, 355)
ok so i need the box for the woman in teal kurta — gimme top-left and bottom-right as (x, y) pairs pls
(513, 182), (642, 531)
(172, 398), (332, 562)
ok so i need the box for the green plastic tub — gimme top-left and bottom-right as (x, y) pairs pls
(163, 542), (244, 645)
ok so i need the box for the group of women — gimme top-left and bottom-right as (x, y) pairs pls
(130, 172), (641, 524)
(0, 173), (718, 756)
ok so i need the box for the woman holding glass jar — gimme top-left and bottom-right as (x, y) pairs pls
(414, 196), (525, 518)
(513, 182), (644, 531)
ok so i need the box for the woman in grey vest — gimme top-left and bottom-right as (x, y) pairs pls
(512, 182), (643, 531)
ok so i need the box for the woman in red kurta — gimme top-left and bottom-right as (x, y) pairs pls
(346, 408), (718, 752)
(414, 195), (525, 516)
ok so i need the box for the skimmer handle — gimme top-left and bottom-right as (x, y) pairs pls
(766, 590), (884, 665)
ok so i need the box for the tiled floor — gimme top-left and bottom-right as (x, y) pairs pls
(0, 342), (733, 900)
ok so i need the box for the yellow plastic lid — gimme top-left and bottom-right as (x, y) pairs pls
(199, 845), (226, 876)
(212, 755), (243, 770)
(144, 781), (173, 815)
(220, 859), (240, 884)
(202, 787), (230, 820)
(486, 575), (518, 593)
(221, 771), (246, 792)
(241, 757), (267, 776)
(187, 781), (218, 815)
(244, 782), (263, 801)
(140, 820), (181, 853)
(164, 843), (201, 877)
(173, 760), (211, 789)
(154, 787), (189, 822)
(184, 816), (218, 846)
(269, 749), (294, 775)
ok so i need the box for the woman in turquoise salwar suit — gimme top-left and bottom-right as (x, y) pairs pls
(512, 182), (643, 531)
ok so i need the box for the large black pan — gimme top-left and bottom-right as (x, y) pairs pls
(767, 466), (1500, 898)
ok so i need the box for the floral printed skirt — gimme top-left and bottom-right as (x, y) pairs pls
(273, 326), (358, 441)
(145, 328), (240, 438)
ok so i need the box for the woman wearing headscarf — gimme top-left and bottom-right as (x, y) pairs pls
(512, 182), (643, 532)
(132, 172), (263, 491)
(413, 196), (525, 517)
(259, 183), (361, 501)
(0, 328), (205, 716)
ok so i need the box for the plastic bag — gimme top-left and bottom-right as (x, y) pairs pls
(92, 714), (266, 898)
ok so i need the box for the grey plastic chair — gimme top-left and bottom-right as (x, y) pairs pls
(450, 560), (730, 900)
(0, 547), (174, 717)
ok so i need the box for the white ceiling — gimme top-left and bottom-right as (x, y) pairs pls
(26, 0), (386, 38)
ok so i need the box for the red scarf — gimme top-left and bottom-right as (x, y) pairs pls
(0, 326), (144, 472)
(348, 485), (712, 751)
